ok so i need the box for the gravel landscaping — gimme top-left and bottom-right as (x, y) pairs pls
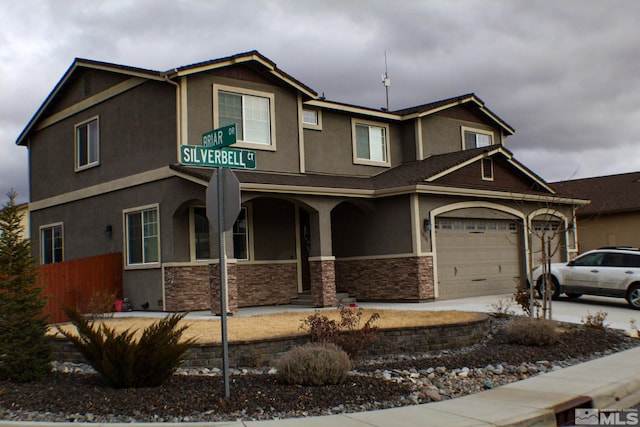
(1, 317), (638, 423)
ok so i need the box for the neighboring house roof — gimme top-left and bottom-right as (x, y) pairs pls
(170, 146), (585, 204)
(552, 171), (640, 216)
(16, 50), (514, 147)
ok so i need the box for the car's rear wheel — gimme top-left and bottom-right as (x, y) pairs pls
(566, 293), (583, 299)
(626, 284), (640, 310)
(536, 276), (560, 300)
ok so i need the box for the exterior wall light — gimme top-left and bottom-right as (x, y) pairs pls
(104, 224), (113, 238)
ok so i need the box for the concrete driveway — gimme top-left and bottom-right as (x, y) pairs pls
(357, 293), (640, 335)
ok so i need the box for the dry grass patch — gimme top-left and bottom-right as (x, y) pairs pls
(52, 309), (482, 344)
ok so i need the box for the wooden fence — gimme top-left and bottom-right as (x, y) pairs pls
(37, 252), (123, 324)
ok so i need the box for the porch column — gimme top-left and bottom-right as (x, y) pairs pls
(308, 202), (336, 307)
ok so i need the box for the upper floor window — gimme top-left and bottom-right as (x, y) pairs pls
(75, 117), (99, 170)
(40, 223), (63, 264)
(124, 205), (159, 266)
(352, 119), (390, 166)
(462, 126), (493, 150)
(214, 84), (275, 150)
(302, 109), (322, 130)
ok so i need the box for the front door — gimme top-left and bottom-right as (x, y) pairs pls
(299, 209), (311, 292)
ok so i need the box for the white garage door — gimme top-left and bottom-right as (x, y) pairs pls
(436, 218), (522, 299)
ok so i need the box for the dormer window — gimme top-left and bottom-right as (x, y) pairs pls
(462, 126), (493, 150)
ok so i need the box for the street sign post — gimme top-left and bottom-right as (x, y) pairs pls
(205, 168), (240, 399)
(181, 124), (254, 399)
(202, 123), (237, 149)
(179, 146), (256, 169)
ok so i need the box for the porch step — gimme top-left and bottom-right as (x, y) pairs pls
(289, 292), (357, 306)
(290, 292), (313, 306)
(336, 292), (357, 305)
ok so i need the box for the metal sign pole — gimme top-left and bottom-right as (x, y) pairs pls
(217, 166), (230, 398)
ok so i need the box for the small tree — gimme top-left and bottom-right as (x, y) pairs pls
(0, 190), (52, 381)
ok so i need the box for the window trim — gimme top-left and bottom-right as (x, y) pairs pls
(123, 203), (161, 269)
(481, 158), (494, 181)
(74, 116), (100, 171)
(233, 206), (250, 261)
(351, 118), (391, 167)
(39, 222), (64, 265)
(212, 84), (276, 151)
(302, 108), (322, 130)
(461, 126), (494, 150)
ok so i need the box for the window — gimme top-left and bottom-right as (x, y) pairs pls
(572, 252), (605, 267)
(461, 126), (493, 150)
(214, 85), (275, 148)
(482, 158), (494, 180)
(302, 109), (322, 130)
(352, 120), (390, 166)
(233, 207), (248, 260)
(125, 206), (159, 266)
(75, 117), (99, 170)
(193, 207), (210, 260)
(40, 223), (63, 264)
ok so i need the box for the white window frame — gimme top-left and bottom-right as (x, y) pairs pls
(302, 108), (322, 130)
(190, 206), (211, 262)
(39, 222), (64, 264)
(461, 126), (494, 150)
(351, 119), (391, 167)
(123, 204), (160, 269)
(75, 116), (100, 171)
(481, 158), (494, 181)
(213, 84), (276, 151)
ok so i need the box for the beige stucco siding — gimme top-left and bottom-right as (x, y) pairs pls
(577, 212), (640, 253)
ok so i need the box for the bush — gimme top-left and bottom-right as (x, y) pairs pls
(489, 296), (515, 318)
(57, 307), (196, 388)
(503, 316), (559, 346)
(83, 290), (116, 320)
(582, 310), (608, 329)
(301, 306), (380, 360)
(276, 342), (351, 386)
(513, 282), (540, 317)
(0, 190), (52, 382)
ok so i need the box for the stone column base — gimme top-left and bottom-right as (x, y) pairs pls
(309, 257), (337, 307)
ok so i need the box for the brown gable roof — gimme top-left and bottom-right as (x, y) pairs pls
(552, 171), (640, 216)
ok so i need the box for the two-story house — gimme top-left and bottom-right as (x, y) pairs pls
(16, 51), (587, 312)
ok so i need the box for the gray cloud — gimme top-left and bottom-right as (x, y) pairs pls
(2, 0), (640, 203)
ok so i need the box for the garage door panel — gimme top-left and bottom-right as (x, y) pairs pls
(436, 217), (521, 299)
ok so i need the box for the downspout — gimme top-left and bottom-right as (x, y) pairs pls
(161, 70), (181, 312)
(163, 70), (182, 156)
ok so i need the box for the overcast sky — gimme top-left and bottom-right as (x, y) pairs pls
(2, 0), (639, 204)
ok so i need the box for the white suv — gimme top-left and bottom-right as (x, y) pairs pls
(531, 247), (640, 309)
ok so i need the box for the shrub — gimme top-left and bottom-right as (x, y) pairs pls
(57, 307), (196, 388)
(276, 342), (351, 386)
(489, 296), (515, 318)
(582, 310), (608, 329)
(0, 190), (52, 382)
(503, 316), (559, 346)
(84, 290), (116, 320)
(301, 306), (380, 360)
(513, 282), (540, 317)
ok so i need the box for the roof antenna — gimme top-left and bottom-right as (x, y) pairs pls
(381, 51), (391, 111)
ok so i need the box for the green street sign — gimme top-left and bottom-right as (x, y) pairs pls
(202, 124), (237, 149)
(179, 145), (256, 169)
